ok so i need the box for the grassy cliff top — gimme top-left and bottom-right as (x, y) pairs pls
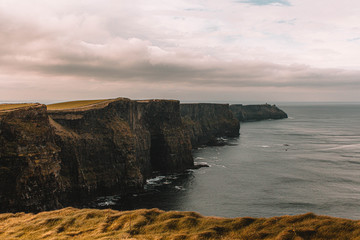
(136, 99), (179, 103)
(0, 103), (38, 112)
(0, 208), (359, 240)
(47, 99), (112, 110)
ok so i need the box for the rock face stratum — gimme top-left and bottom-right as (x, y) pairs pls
(0, 98), (240, 212)
(0, 104), (64, 212)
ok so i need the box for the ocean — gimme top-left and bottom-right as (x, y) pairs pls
(92, 104), (360, 219)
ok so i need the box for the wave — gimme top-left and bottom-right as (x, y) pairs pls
(276, 176), (310, 184)
(95, 195), (121, 207)
(322, 143), (360, 151)
(174, 186), (186, 191)
(274, 201), (317, 209)
(97, 200), (116, 207)
(146, 176), (166, 185)
(212, 163), (226, 168)
(195, 161), (209, 166)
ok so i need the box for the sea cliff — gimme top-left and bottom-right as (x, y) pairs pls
(49, 98), (194, 205)
(0, 99), (195, 211)
(0, 98), (241, 212)
(230, 104), (288, 122)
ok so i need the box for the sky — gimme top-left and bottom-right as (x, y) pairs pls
(1, 0), (360, 103)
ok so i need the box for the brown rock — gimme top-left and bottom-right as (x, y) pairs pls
(0, 104), (64, 212)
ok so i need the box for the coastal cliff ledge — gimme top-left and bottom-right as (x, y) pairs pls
(0, 207), (359, 240)
(230, 104), (288, 122)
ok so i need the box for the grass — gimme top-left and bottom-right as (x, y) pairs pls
(47, 99), (110, 110)
(0, 103), (36, 111)
(0, 208), (359, 239)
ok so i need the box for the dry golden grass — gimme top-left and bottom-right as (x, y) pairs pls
(47, 99), (110, 110)
(0, 208), (359, 240)
(0, 103), (36, 111)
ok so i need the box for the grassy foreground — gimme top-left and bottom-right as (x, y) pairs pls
(0, 208), (359, 240)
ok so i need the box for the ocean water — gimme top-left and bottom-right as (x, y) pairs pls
(93, 104), (360, 219)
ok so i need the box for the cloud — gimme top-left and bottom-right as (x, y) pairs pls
(2, 18), (359, 90)
(0, 0), (360, 102)
(237, 0), (291, 6)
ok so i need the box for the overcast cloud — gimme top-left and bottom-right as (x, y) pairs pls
(0, 0), (359, 103)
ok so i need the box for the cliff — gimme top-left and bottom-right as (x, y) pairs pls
(0, 98), (193, 212)
(48, 98), (193, 204)
(180, 104), (240, 148)
(230, 104), (288, 122)
(135, 100), (193, 173)
(0, 104), (64, 212)
(48, 98), (145, 203)
(1, 207), (359, 240)
(0, 98), (243, 212)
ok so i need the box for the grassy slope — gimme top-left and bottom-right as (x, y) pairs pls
(0, 103), (36, 111)
(47, 99), (110, 110)
(0, 208), (359, 240)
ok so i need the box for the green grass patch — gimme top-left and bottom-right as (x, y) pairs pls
(47, 99), (110, 110)
(0, 104), (35, 111)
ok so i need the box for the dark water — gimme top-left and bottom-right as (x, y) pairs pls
(92, 104), (360, 219)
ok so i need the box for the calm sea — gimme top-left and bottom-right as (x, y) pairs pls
(92, 104), (360, 219)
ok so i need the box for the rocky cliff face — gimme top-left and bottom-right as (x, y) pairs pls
(136, 100), (193, 173)
(1, 98), (243, 212)
(48, 99), (144, 203)
(180, 104), (240, 148)
(48, 98), (193, 204)
(230, 104), (288, 122)
(0, 104), (64, 212)
(0, 98), (194, 212)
